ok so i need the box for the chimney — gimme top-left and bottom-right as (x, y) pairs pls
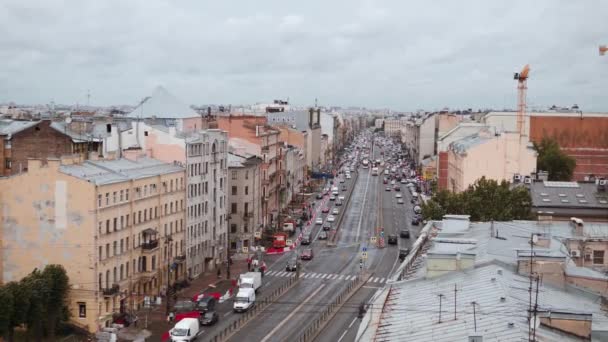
(570, 217), (584, 236)
(597, 178), (607, 192)
(123, 148), (144, 161)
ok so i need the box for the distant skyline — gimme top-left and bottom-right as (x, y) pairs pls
(1, 0), (607, 111)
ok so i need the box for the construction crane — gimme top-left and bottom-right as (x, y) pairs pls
(600, 45), (607, 56)
(513, 64), (530, 136)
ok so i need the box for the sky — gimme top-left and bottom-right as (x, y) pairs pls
(1, 0), (607, 111)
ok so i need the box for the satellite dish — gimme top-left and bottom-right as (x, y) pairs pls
(65, 117), (72, 124)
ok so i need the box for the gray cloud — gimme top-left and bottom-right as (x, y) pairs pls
(0, 0), (607, 111)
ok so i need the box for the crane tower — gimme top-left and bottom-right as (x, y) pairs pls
(513, 64), (530, 136)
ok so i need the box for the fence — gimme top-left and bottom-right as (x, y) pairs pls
(204, 275), (300, 342)
(296, 273), (369, 342)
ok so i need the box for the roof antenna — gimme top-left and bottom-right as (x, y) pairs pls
(471, 301), (478, 332)
(454, 284), (458, 320)
(438, 294), (444, 323)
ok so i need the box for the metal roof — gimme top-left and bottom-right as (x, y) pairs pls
(126, 86), (199, 119)
(375, 263), (608, 341)
(0, 119), (39, 137)
(530, 181), (608, 209)
(60, 157), (184, 185)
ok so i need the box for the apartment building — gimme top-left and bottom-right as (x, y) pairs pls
(0, 154), (185, 333)
(217, 116), (281, 228)
(227, 153), (263, 254)
(384, 117), (409, 137)
(184, 132), (229, 278)
(402, 114), (436, 167)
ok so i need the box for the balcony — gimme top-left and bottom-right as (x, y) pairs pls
(102, 284), (119, 297)
(243, 212), (254, 219)
(174, 254), (186, 263)
(141, 240), (159, 251)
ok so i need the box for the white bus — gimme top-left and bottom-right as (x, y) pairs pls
(371, 167), (379, 176)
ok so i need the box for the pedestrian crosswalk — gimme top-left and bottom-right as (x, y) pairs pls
(264, 270), (387, 284)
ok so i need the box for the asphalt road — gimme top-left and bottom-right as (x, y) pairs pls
(315, 145), (424, 342)
(224, 143), (383, 342)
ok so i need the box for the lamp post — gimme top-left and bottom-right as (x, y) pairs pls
(165, 236), (173, 317)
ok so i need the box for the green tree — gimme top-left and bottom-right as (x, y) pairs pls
(4, 281), (31, 342)
(0, 286), (14, 337)
(42, 265), (70, 339)
(421, 199), (445, 220)
(534, 137), (576, 181)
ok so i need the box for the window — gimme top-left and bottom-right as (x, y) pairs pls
(231, 224), (237, 233)
(113, 192), (117, 203)
(4, 158), (12, 169)
(245, 186), (249, 195)
(99, 246), (103, 260)
(244, 202), (249, 214)
(78, 302), (86, 318)
(125, 189), (129, 201)
(126, 237), (129, 251)
(245, 170), (249, 180)
(113, 218), (117, 232)
(231, 203), (237, 214)
(120, 190), (124, 202)
(232, 186), (237, 196)
(106, 220), (110, 234)
(231, 171), (238, 180)
(98, 194), (102, 207)
(113, 241), (117, 256)
(593, 250), (605, 265)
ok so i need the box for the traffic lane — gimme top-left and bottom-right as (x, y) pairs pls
(335, 171), (373, 246)
(226, 277), (323, 342)
(315, 284), (378, 342)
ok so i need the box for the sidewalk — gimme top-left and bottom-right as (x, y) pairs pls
(118, 259), (249, 341)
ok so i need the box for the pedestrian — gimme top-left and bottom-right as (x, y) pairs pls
(247, 257), (252, 271)
(217, 267), (221, 279)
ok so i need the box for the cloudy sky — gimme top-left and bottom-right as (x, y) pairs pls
(1, 0), (607, 111)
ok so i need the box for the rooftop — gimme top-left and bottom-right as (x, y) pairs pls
(449, 133), (493, 154)
(529, 180), (608, 210)
(373, 263), (608, 342)
(60, 157), (184, 185)
(126, 86), (199, 119)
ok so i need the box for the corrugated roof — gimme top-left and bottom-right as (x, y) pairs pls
(0, 119), (39, 137)
(530, 181), (608, 210)
(376, 263), (608, 341)
(126, 86), (199, 119)
(227, 152), (247, 168)
(449, 133), (492, 154)
(60, 157), (184, 185)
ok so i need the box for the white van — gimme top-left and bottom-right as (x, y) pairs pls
(233, 288), (256, 312)
(170, 318), (201, 342)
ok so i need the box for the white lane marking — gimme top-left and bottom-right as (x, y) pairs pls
(321, 274), (328, 279)
(260, 284), (327, 342)
(223, 311), (232, 317)
(379, 277), (385, 283)
(339, 275), (345, 280)
(304, 273), (312, 278)
(267, 271), (277, 276)
(355, 171), (372, 242)
(275, 271), (284, 277)
(329, 274), (337, 280)
(300, 272), (306, 277)
(338, 329), (349, 342)
(348, 316), (358, 328)
(362, 285), (381, 289)
(315, 273), (322, 279)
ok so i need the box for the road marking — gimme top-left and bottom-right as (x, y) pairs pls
(348, 316), (358, 328)
(355, 172), (372, 242)
(338, 329), (349, 342)
(339, 275), (345, 280)
(267, 271), (276, 276)
(362, 285), (381, 289)
(379, 277), (385, 283)
(315, 273), (322, 278)
(260, 284), (327, 342)
(223, 311), (232, 317)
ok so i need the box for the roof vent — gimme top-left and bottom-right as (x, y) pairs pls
(561, 199), (569, 203)
(579, 199), (588, 204)
(468, 336), (483, 342)
(542, 198), (551, 202)
(497, 269), (503, 275)
(559, 193), (567, 197)
(540, 192), (548, 197)
(508, 322), (515, 328)
(491, 277), (496, 282)
(500, 297), (506, 302)
(576, 194), (585, 198)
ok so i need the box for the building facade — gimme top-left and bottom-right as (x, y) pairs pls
(227, 153), (263, 255)
(0, 155), (186, 333)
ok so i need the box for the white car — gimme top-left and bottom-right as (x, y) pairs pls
(338, 195), (345, 201)
(346, 174), (351, 179)
(315, 218), (323, 225)
(332, 208), (339, 215)
(327, 215), (336, 222)
(395, 193), (402, 198)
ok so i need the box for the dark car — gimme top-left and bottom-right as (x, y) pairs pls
(196, 296), (217, 313)
(342, 186), (347, 191)
(301, 248), (314, 260)
(286, 257), (298, 272)
(400, 229), (410, 238)
(316, 193), (324, 200)
(398, 248), (410, 261)
(394, 186), (400, 191)
(323, 223), (332, 231)
(301, 234), (312, 245)
(335, 200), (343, 206)
(319, 231), (328, 240)
(388, 234), (398, 245)
(200, 311), (219, 326)
(411, 217), (420, 226)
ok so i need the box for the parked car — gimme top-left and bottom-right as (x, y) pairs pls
(338, 195), (345, 201)
(388, 234), (398, 245)
(323, 223), (332, 231)
(318, 231), (328, 240)
(395, 193), (402, 198)
(327, 215), (336, 222)
(394, 186), (401, 191)
(332, 208), (339, 215)
(301, 248), (314, 260)
(400, 229), (410, 238)
(397, 198), (404, 204)
(411, 217), (420, 225)
(315, 218), (323, 225)
(196, 296), (216, 313)
(329, 195), (336, 201)
(301, 234), (311, 245)
(200, 311), (219, 326)
(335, 200), (343, 206)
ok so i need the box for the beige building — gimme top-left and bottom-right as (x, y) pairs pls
(0, 154), (186, 333)
(384, 118), (409, 137)
(446, 130), (537, 192)
(227, 153), (263, 254)
(402, 114), (436, 166)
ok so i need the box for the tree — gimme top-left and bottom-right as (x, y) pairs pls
(42, 265), (70, 339)
(4, 281), (31, 342)
(534, 137), (576, 181)
(0, 286), (14, 337)
(420, 176), (533, 221)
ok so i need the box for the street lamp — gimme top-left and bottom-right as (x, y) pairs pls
(165, 236), (173, 317)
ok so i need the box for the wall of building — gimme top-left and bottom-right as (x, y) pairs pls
(418, 115), (436, 163)
(227, 160), (261, 255)
(9, 121), (74, 174)
(436, 114), (462, 137)
(426, 256), (475, 278)
(565, 274), (608, 296)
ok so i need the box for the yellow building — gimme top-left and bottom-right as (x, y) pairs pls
(0, 153), (186, 332)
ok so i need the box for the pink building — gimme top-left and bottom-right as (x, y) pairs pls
(447, 130), (537, 192)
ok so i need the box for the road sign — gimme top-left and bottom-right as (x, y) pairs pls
(242, 247), (249, 253)
(370, 236), (377, 243)
(362, 252), (368, 259)
(286, 240), (293, 246)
